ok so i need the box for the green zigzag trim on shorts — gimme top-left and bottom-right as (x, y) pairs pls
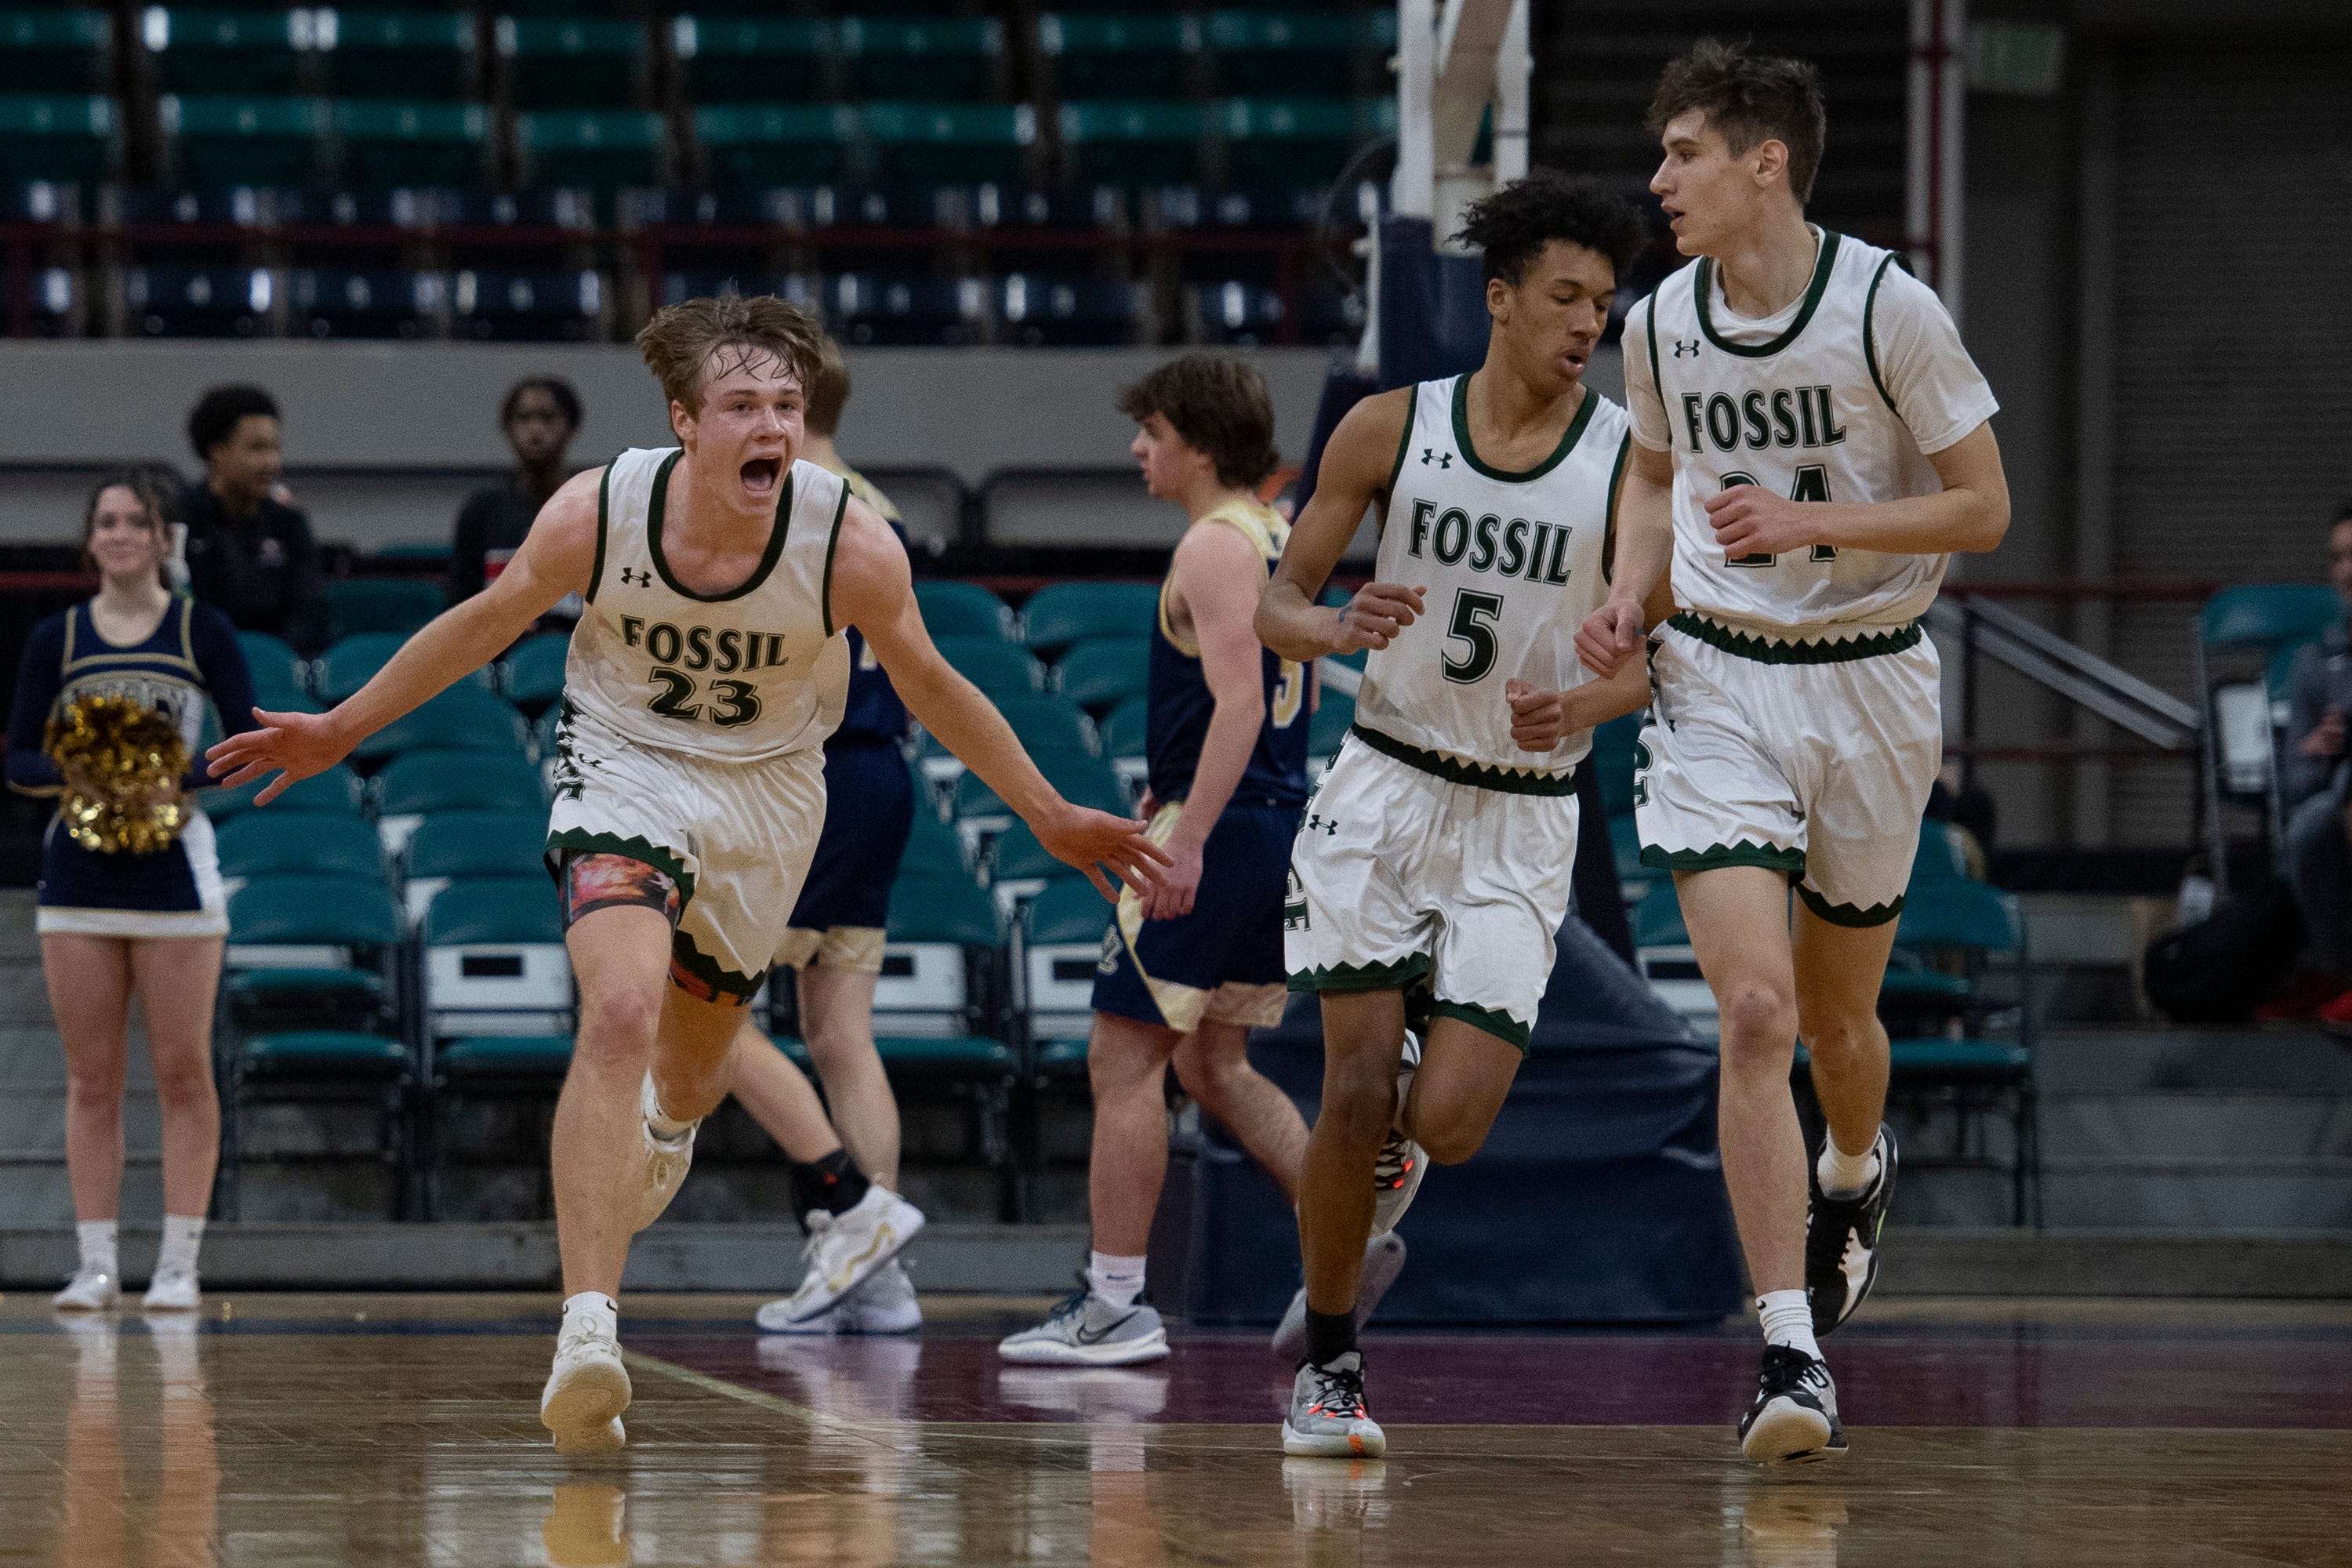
(1665, 612), (1923, 665)
(670, 927), (764, 1001)
(1417, 997), (1530, 1055)
(1639, 840), (1806, 875)
(543, 828), (699, 906)
(1288, 953), (1434, 994)
(1796, 883), (1906, 928)
(1349, 724), (1579, 796)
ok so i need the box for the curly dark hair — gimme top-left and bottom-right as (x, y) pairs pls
(1646, 38), (1827, 206)
(1453, 170), (1649, 289)
(1117, 354), (1279, 490)
(186, 383), (279, 462)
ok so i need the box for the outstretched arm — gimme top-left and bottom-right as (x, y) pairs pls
(830, 502), (1170, 900)
(1256, 389), (1426, 663)
(205, 467), (601, 803)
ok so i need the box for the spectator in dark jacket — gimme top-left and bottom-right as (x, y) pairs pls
(180, 384), (329, 655)
(2278, 501), (2352, 1018)
(449, 375), (581, 608)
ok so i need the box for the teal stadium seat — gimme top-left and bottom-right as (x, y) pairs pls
(201, 762), (365, 822)
(0, 93), (115, 183)
(1021, 581), (1162, 656)
(900, 802), (972, 882)
(984, 820), (1065, 920)
(1038, 13), (1197, 100)
(332, 100), (489, 189)
(401, 808), (548, 924)
(877, 872), (1018, 1203)
(865, 101), (1035, 187)
(1205, 9), (1395, 96)
(914, 580), (1017, 642)
(998, 693), (1098, 758)
(321, 9), (479, 101)
(515, 110), (668, 192)
(1099, 693), (1148, 759)
(1054, 637), (1151, 711)
(328, 577), (446, 638)
(1022, 876), (1115, 1066)
(692, 103), (848, 188)
(235, 630), (304, 702)
(144, 8), (303, 95)
(1309, 685), (1354, 758)
(672, 15), (832, 104)
(499, 16), (646, 112)
(499, 630), (570, 711)
(2198, 583), (2344, 650)
(1590, 711), (1641, 815)
(1219, 95), (1396, 190)
(955, 751), (1128, 832)
(375, 750), (546, 851)
(215, 810), (386, 884)
(0, 9), (112, 95)
(935, 635), (1047, 699)
(353, 686), (528, 765)
(843, 16), (1004, 100)
(314, 631), (491, 704)
(1058, 100), (1206, 186)
(158, 94), (325, 187)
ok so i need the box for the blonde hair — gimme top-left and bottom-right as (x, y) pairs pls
(634, 292), (828, 416)
(804, 335), (852, 437)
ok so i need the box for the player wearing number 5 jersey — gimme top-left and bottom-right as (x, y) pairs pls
(205, 293), (1169, 1457)
(1256, 173), (1652, 1458)
(1578, 42), (2010, 1465)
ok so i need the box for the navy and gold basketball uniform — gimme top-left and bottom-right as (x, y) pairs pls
(776, 466), (917, 975)
(1094, 498), (1310, 1033)
(4, 597), (256, 937)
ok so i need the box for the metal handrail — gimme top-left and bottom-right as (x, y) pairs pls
(1928, 593), (2200, 753)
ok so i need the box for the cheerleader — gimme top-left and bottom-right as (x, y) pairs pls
(5, 473), (258, 1312)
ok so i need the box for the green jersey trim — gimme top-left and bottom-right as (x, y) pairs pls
(1696, 230), (1843, 359)
(1643, 292), (1664, 407)
(1602, 432), (1631, 585)
(1349, 722), (1578, 796)
(1664, 612), (1923, 665)
(1450, 371), (1601, 484)
(1384, 387), (1416, 501)
(646, 449), (795, 604)
(1287, 953), (1434, 994)
(1420, 997), (1531, 1054)
(1638, 839), (1806, 876)
(818, 477), (851, 637)
(586, 463), (612, 604)
(1796, 882), (1906, 928)
(1861, 253), (1903, 419)
(670, 927), (764, 1001)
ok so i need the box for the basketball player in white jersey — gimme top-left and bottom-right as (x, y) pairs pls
(1257, 172), (1653, 1457)
(206, 295), (1168, 1454)
(1578, 42), (2010, 1464)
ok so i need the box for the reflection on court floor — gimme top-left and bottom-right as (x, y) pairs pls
(3, 1294), (2349, 1567)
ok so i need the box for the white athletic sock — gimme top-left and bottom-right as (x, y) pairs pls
(77, 1219), (118, 1277)
(156, 1214), (205, 1276)
(1757, 1290), (1820, 1362)
(1817, 1134), (1881, 1200)
(642, 1075), (695, 1141)
(562, 1291), (619, 1340)
(1087, 1251), (1148, 1310)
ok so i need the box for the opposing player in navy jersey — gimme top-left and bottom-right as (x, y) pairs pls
(729, 336), (930, 1334)
(1000, 355), (1395, 1366)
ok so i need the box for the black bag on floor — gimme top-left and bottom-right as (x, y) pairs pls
(2142, 876), (2305, 1023)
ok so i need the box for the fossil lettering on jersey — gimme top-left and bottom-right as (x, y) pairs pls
(1679, 387), (1847, 455)
(619, 616), (789, 674)
(1404, 499), (1574, 586)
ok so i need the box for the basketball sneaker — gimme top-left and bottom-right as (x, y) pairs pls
(1805, 1123), (1897, 1335)
(1269, 1232), (1407, 1363)
(766, 1184), (925, 1325)
(541, 1300), (630, 1456)
(1737, 1345), (1846, 1465)
(996, 1284), (1169, 1366)
(757, 1257), (923, 1335)
(1370, 1029), (1425, 1236)
(637, 1072), (699, 1232)
(51, 1266), (120, 1312)
(1282, 1351), (1385, 1458)
(142, 1262), (201, 1312)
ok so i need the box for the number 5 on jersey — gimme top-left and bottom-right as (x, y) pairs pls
(1441, 590), (1503, 684)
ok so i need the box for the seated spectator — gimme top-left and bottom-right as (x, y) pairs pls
(2278, 501), (2352, 1019)
(179, 384), (329, 655)
(450, 375), (582, 607)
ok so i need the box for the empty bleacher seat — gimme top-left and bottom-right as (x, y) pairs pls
(499, 630), (569, 711)
(401, 808), (549, 925)
(1058, 100), (1206, 185)
(452, 268), (608, 343)
(122, 265), (280, 339)
(375, 748), (546, 852)
(332, 100), (489, 188)
(692, 103), (851, 188)
(236, 630), (304, 701)
(289, 267), (446, 340)
(143, 7), (304, 94)
(1053, 637), (1152, 712)
(996, 274), (1148, 347)
(1308, 684), (1353, 760)
(1205, 9), (1392, 96)
(662, 270), (821, 314)
(353, 685), (528, 765)
(1189, 278), (1284, 346)
(319, 9), (478, 100)
(829, 273), (989, 347)
(314, 630), (405, 703)
(1098, 692), (1147, 760)
(215, 810), (385, 885)
(328, 577), (445, 638)
(1022, 875), (1114, 1063)
(158, 93), (325, 187)
(865, 101), (1035, 187)
(1590, 711), (1640, 815)
(999, 693), (1098, 758)
(875, 873), (1016, 1202)
(914, 580), (1016, 642)
(842, 16), (1004, 100)
(1020, 581), (1161, 655)
(1219, 95), (1396, 188)
(0, 9), (112, 94)
(514, 110), (667, 191)
(672, 15), (831, 103)
(1038, 13), (1197, 98)
(956, 751), (1128, 840)
(202, 762), (365, 822)
(498, 16), (647, 111)
(0, 95), (115, 183)
(935, 634), (1045, 699)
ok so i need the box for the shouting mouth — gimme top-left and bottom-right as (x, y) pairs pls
(740, 456), (783, 496)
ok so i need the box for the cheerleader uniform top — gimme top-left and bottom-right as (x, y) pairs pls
(5, 597), (257, 935)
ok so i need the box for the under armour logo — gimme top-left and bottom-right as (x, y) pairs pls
(1672, 339), (1701, 358)
(618, 567), (652, 587)
(1420, 448), (1454, 468)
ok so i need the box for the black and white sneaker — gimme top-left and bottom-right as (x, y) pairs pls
(1806, 1123), (1896, 1335)
(1737, 1345), (1846, 1465)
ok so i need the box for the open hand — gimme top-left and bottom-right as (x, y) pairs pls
(1704, 483), (1821, 560)
(1139, 829), (1205, 921)
(1036, 800), (1175, 902)
(1575, 599), (1645, 678)
(204, 708), (357, 805)
(1504, 679), (1569, 753)
(1334, 583), (1426, 655)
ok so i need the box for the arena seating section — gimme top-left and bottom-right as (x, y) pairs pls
(0, 1), (1399, 344)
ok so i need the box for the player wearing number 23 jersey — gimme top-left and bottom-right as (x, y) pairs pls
(547, 445), (852, 1001)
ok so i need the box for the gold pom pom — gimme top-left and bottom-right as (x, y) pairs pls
(44, 695), (190, 855)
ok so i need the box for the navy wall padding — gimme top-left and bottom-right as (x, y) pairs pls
(1292, 360), (1380, 529)
(1375, 214), (1490, 391)
(1187, 919), (1743, 1325)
